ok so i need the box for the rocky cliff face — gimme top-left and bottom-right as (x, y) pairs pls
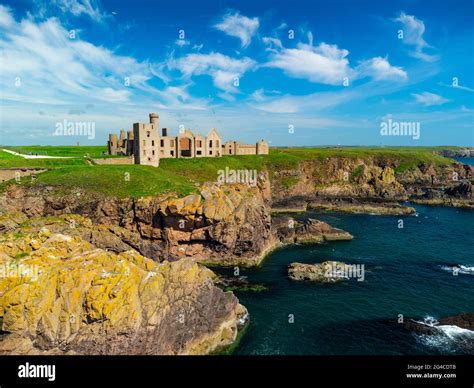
(0, 172), (277, 266)
(0, 158), (471, 272)
(273, 159), (407, 201)
(0, 215), (247, 355)
(271, 158), (473, 211)
(438, 148), (474, 158)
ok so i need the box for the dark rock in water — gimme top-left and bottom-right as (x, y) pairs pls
(439, 313), (474, 330)
(215, 276), (267, 292)
(295, 218), (353, 243)
(393, 314), (474, 354)
(398, 319), (440, 335)
(288, 261), (353, 283)
(272, 217), (353, 244)
(397, 313), (474, 334)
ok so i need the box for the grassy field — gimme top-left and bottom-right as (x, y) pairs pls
(4, 145), (108, 158)
(0, 146), (457, 198)
(30, 165), (197, 197)
(0, 150), (89, 168)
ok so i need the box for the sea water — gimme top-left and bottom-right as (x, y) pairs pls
(227, 204), (473, 355)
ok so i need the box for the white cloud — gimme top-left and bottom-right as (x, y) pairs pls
(250, 88), (283, 104)
(264, 33), (407, 85)
(251, 75), (414, 115)
(214, 11), (259, 48)
(168, 52), (256, 93)
(265, 39), (352, 85)
(154, 85), (210, 110)
(357, 57), (408, 81)
(0, 5), (14, 28)
(0, 13), (153, 104)
(0, 6), (214, 123)
(412, 92), (449, 106)
(250, 88), (265, 102)
(253, 88), (358, 114)
(48, 0), (108, 22)
(255, 98), (299, 114)
(262, 37), (283, 51)
(395, 12), (439, 62)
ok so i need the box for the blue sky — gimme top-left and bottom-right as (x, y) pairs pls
(0, 0), (473, 146)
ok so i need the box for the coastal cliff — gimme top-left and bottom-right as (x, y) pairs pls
(270, 157), (473, 211)
(0, 172), (276, 267)
(0, 214), (247, 355)
(0, 151), (472, 355)
(0, 155), (472, 267)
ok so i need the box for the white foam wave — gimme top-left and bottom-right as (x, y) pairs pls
(415, 315), (474, 353)
(437, 324), (474, 339)
(439, 264), (474, 275)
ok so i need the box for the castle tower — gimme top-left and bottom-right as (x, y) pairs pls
(149, 113), (159, 129)
(119, 129), (126, 153)
(127, 130), (134, 155)
(108, 133), (118, 155)
(205, 128), (222, 157)
(133, 117), (160, 167)
(257, 139), (269, 155)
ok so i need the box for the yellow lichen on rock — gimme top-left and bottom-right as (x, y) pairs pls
(0, 220), (247, 355)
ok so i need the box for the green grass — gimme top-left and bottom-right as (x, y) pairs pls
(269, 147), (454, 173)
(4, 145), (108, 158)
(1, 146), (457, 198)
(14, 252), (29, 260)
(26, 165), (197, 198)
(352, 165), (363, 178)
(280, 176), (300, 189)
(0, 150), (89, 168)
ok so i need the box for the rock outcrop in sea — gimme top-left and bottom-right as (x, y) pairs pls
(288, 261), (354, 283)
(272, 217), (353, 244)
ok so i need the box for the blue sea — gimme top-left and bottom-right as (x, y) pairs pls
(453, 156), (474, 166)
(225, 204), (474, 355)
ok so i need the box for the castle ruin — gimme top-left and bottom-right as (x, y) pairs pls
(108, 113), (269, 167)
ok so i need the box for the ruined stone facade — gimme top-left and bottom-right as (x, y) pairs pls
(107, 129), (134, 156)
(107, 113), (269, 166)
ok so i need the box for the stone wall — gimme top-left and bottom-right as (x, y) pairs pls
(93, 157), (134, 165)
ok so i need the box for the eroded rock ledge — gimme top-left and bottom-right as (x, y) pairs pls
(0, 218), (247, 355)
(288, 261), (353, 283)
(272, 217), (353, 244)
